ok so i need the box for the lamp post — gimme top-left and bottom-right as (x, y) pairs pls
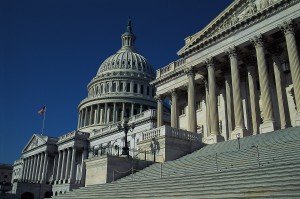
(118, 116), (135, 157)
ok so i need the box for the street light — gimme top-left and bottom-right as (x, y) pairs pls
(118, 116), (135, 157)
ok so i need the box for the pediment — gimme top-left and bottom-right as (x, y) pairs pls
(177, 0), (280, 56)
(22, 134), (47, 152)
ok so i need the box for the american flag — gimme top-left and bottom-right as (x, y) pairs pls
(38, 106), (46, 115)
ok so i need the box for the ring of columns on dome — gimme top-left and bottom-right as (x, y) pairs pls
(154, 18), (300, 141)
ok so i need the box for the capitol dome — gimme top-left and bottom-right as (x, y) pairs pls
(77, 19), (157, 132)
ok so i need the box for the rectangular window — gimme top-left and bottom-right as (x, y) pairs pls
(134, 84), (137, 93)
(126, 83), (130, 92)
(147, 86), (149, 95)
(140, 85), (144, 94)
(120, 82), (123, 92)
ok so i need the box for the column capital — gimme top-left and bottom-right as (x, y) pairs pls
(225, 46), (238, 59)
(204, 57), (215, 68)
(250, 34), (265, 48)
(154, 95), (163, 102)
(184, 66), (195, 77)
(278, 19), (295, 36)
(170, 89), (177, 97)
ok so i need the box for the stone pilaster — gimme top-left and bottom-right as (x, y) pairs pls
(185, 67), (197, 133)
(84, 108), (87, 126)
(171, 89), (179, 128)
(226, 46), (248, 138)
(279, 19), (300, 125)
(205, 57), (223, 143)
(250, 34), (276, 133)
(155, 95), (163, 127)
(131, 103), (134, 117)
(77, 111), (81, 129)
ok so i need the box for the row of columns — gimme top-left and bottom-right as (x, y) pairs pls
(21, 152), (48, 183)
(89, 81), (154, 97)
(156, 19), (300, 138)
(78, 102), (146, 128)
(53, 147), (77, 184)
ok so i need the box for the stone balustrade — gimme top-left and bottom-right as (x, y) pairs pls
(156, 58), (185, 78)
(141, 125), (201, 142)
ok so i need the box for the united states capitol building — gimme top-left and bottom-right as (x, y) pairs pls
(9, 0), (300, 198)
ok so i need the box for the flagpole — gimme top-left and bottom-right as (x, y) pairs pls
(41, 107), (46, 135)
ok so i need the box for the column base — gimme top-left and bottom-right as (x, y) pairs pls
(203, 134), (224, 144)
(295, 112), (300, 126)
(259, 120), (277, 133)
(231, 128), (250, 139)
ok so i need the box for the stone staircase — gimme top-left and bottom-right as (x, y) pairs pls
(53, 127), (300, 198)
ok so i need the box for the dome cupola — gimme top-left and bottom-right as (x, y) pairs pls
(77, 19), (157, 132)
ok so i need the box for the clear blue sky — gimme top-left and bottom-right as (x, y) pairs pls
(0, 0), (232, 164)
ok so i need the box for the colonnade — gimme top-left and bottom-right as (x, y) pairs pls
(78, 102), (150, 128)
(156, 19), (300, 140)
(52, 147), (87, 184)
(21, 152), (48, 183)
(89, 80), (154, 98)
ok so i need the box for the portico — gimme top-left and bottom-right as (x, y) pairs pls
(153, 0), (300, 143)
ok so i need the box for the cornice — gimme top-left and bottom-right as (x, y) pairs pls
(178, 0), (298, 58)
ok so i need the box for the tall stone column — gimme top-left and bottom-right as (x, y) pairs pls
(79, 149), (88, 184)
(205, 80), (210, 138)
(25, 157), (31, 181)
(205, 57), (223, 143)
(77, 111), (81, 129)
(131, 103), (134, 117)
(21, 158), (28, 181)
(250, 34), (276, 133)
(31, 155), (37, 182)
(41, 152), (48, 183)
(185, 67), (197, 133)
(279, 19), (300, 125)
(96, 104), (100, 124)
(56, 150), (62, 183)
(36, 153), (41, 182)
(100, 107), (104, 124)
(269, 46), (291, 129)
(107, 106), (111, 122)
(60, 149), (66, 182)
(245, 55), (261, 135)
(122, 103), (125, 120)
(113, 103), (116, 123)
(69, 148), (76, 183)
(226, 46), (248, 138)
(89, 106), (94, 125)
(156, 95), (163, 127)
(171, 89), (179, 128)
(65, 148), (71, 180)
(52, 153), (58, 182)
(104, 103), (108, 123)
(225, 74), (234, 138)
(84, 108), (87, 127)
(140, 104), (143, 114)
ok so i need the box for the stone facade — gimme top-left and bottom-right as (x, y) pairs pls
(11, 20), (170, 198)
(152, 0), (300, 144)
(10, 0), (300, 198)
